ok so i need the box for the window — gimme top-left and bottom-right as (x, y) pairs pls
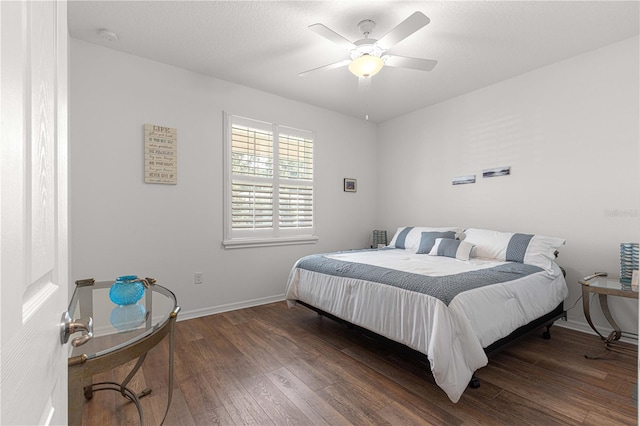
(223, 113), (317, 248)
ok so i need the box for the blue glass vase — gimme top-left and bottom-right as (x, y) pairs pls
(109, 275), (145, 305)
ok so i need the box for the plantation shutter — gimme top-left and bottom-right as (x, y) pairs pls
(230, 118), (274, 232)
(225, 114), (316, 246)
(279, 128), (313, 230)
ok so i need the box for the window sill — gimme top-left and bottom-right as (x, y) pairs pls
(223, 235), (319, 249)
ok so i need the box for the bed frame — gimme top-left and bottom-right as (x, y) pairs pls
(293, 259), (568, 392)
(295, 300), (566, 390)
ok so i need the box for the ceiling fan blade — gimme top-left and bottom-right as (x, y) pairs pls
(384, 55), (437, 72)
(308, 23), (356, 50)
(298, 59), (351, 77)
(376, 12), (430, 50)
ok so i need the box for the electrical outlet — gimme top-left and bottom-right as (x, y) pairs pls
(194, 272), (203, 285)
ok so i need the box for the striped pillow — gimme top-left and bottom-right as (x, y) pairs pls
(428, 238), (474, 261)
(463, 228), (565, 272)
(416, 231), (456, 254)
(389, 226), (462, 252)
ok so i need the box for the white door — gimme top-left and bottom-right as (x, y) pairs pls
(1, 1), (69, 425)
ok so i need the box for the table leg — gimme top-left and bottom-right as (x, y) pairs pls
(583, 287), (613, 359)
(159, 310), (178, 425)
(598, 293), (622, 342)
(120, 352), (151, 398)
(583, 286), (606, 340)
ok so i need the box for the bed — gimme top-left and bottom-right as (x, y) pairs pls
(285, 227), (568, 402)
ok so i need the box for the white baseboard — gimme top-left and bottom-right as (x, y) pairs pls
(176, 294), (286, 322)
(556, 317), (638, 346)
(176, 297), (638, 347)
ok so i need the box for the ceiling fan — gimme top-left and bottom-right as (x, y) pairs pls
(298, 11), (438, 89)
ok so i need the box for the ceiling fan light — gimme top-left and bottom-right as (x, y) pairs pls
(348, 54), (384, 78)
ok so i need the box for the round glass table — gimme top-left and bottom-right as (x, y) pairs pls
(579, 274), (638, 358)
(66, 279), (180, 425)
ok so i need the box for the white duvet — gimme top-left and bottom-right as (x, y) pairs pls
(285, 249), (568, 402)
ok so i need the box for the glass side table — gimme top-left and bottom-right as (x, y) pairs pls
(579, 274), (638, 359)
(66, 279), (180, 426)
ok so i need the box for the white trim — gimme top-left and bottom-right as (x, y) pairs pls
(222, 111), (232, 242)
(222, 234), (318, 249)
(176, 298), (639, 347)
(176, 294), (286, 321)
(556, 318), (638, 346)
(272, 122), (280, 239)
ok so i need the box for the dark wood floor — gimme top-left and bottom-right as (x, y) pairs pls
(81, 301), (638, 425)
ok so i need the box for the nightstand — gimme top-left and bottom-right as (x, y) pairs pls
(580, 274), (638, 358)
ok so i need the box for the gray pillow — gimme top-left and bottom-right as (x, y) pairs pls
(416, 231), (456, 254)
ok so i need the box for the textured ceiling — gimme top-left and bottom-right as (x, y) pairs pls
(68, 1), (640, 123)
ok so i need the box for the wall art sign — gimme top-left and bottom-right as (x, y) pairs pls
(144, 124), (177, 184)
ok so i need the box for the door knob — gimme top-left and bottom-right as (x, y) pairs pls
(61, 311), (94, 347)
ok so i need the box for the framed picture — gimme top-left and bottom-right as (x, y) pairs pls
(344, 178), (357, 192)
(452, 175), (476, 185)
(482, 166), (511, 178)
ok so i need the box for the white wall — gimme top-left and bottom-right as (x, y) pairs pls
(71, 35), (639, 336)
(377, 37), (640, 336)
(70, 39), (378, 318)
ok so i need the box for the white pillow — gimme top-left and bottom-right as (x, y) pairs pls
(388, 226), (462, 253)
(428, 238), (474, 261)
(523, 235), (567, 273)
(463, 228), (512, 260)
(463, 228), (565, 272)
